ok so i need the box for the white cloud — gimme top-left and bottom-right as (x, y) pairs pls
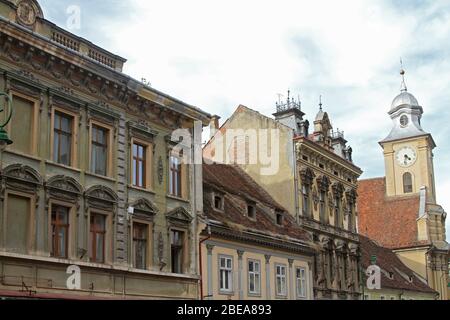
(41, 0), (450, 239)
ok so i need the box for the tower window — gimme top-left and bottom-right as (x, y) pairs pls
(276, 213), (283, 226)
(400, 115), (409, 127)
(247, 204), (256, 219)
(403, 172), (413, 193)
(214, 195), (224, 210)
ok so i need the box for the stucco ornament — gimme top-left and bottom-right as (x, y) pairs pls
(16, 0), (37, 26)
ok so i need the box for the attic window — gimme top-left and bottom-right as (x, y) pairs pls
(302, 155), (309, 161)
(319, 163), (324, 169)
(247, 204), (256, 220)
(334, 171), (339, 177)
(214, 195), (224, 211)
(276, 213), (283, 226)
(347, 178), (352, 183)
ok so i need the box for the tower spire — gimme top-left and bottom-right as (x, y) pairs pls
(319, 95), (323, 111)
(400, 58), (407, 92)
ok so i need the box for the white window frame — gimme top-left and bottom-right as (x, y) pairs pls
(219, 255), (233, 294)
(248, 259), (261, 295)
(275, 264), (287, 297)
(296, 267), (307, 299)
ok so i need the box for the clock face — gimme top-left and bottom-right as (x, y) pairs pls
(396, 146), (417, 167)
(400, 115), (409, 127)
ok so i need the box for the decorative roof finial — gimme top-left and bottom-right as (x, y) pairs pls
(400, 58), (407, 92)
(319, 95), (323, 111)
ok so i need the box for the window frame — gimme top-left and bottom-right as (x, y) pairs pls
(170, 228), (187, 274)
(296, 267), (308, 299)
(130, 137), (153, 190)
(403, 172), (413, 194)
(169, 154), (183, 198)
(247, 259), (261, 296)
(7, 91), (39, 156)
(89, 120), (114, 178)
(3, 190), (36, 254)
(48, 201), (75, 259)
(131, 220), (152, 270)
(88, 210), (112, 264)
(275, 264), (288, 298)
(50, 107), (79, 168)
(219, 255), (234, 294)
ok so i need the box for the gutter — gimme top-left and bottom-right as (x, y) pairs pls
(198, 221), (211, 300)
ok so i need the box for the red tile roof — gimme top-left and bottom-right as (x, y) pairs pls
(203, 163), (311, 243)
(360, 235), (436, 294)
(357, 178), (430, 250)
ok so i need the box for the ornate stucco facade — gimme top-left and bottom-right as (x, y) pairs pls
(0, 0), (210, 299)
(204, 95), (363, 300)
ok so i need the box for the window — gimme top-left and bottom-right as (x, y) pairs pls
(276, 213), (283, 226)
(9, 94), (37, 155)
(248, 260), (261, 295)
(214, 195), (224, 210)
(132, 143), (146, 188)
(296, 268), (307, 299)
(334, 194), (342, 228)
(90, 213), (106, 263)
(275, 264), (287, 297)
(219, 256), (233, 293)
(91, 125), (109, 176)
(169, 156), (182, 197)
(53, 111), (73, 166)
(133, 223), (148, 269)
(5, 193), (32, 254)
(319, 191), (326, 223)
(171, 230), (184, 273)
(403, 172), (413, 193)
(51, 205), (70, 258)
(302, 185), (310, 217)
(247, 204), (256, 219)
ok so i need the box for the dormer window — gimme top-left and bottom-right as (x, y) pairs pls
(247, 204), (256, 220)
(214, 194), (224, 211)
(276, 213), (283, 226)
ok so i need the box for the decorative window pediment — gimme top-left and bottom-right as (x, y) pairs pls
(332, 182), (345, 197)
(166, 206), (193, 226)
(46, 175), (83, 202)
(128, 121), (158, 142)
(2, 164), (42, 192)
(85, 185), (118, 211)
(316, 175), (331, 192)
(132, 198), (159, 220)
(300, 167), (315, 185)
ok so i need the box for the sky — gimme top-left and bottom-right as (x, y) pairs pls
(39, 0), (450, 239)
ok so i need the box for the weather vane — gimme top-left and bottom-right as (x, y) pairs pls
(400, 58), (407, 92)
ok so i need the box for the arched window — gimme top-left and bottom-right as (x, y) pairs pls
(403, 172), (413, 193)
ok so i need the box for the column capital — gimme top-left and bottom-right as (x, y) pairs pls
(237, 250), (245, 259)
(265, 255), (271, 264)
(206, 244), (215, 255)
(288, 259), (294, 267)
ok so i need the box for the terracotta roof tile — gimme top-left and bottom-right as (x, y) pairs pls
(357, 178), (430, 249)
(203, 163), (311, 242)
(360, 235), (436, 294)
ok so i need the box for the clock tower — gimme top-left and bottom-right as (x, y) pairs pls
(379, 68), (437, 202)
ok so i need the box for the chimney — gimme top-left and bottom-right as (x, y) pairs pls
(210, 115), (221, 139)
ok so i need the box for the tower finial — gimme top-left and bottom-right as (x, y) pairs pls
(400, 58), (407, 92)
(319, 95), (323, 111)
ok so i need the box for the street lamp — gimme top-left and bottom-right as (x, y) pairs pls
(0, 92), (13, 150)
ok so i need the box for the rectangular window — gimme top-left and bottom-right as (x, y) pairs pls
(171, 230), (184, 273)
(296, 268), (307, 298)
(90, 213), (106, 263)
(133, 223), (148, 269)
(276, 264), (287, 297)
(51, 205), (70, 258)
(334, 195), (342, 228)
(247, 205), (256, 219)
(5, 194), (31, 254)
(219, 256), (233, 293)
(53, 111), (73, 166)
(169, 156), (182, 197)
(302, 185), (310, 217)
(248, 260), (261, 295)
(91, 125), (109, 176)
(10, 95), (35, 155)
(132, 143), (146, 188)
(319, 191), (326, 223)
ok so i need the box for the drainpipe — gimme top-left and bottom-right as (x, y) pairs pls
(199, 221), (211, 300)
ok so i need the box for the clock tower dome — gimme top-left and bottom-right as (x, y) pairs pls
(379, 68), (437, 202)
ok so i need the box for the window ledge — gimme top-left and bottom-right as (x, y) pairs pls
(219, 291), (235, 296)
(248, 292), (262, 298)
(45, 160), (81, 173)
(166, 194), (190, 204)
(128, 185), (156, 195)
(4, 149), (41, 162)
(85, 171), (116, 182)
